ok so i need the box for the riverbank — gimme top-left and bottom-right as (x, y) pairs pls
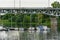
(0, 13), (60, 31)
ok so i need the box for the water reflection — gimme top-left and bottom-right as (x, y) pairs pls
(0, 31), (59, 40)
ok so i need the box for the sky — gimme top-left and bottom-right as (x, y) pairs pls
(0, 0), (60, 8)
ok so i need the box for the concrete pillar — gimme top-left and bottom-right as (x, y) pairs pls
(50, 17), (57, 33)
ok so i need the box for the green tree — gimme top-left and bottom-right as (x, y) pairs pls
(51, 1), (60, 8)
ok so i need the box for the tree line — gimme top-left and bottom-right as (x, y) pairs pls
(0, 13), (50, 28)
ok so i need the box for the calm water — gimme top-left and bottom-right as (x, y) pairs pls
(0, 31), (60, 40)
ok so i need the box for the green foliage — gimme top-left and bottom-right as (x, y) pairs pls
(1, 13), (51, 28)
(51, 1), (60, 8)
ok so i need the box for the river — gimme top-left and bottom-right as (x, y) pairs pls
(0, 30), (60, 40)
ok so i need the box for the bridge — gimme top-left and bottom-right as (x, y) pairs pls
(0, 7), (59, 33)
(0, 7), (60, 16)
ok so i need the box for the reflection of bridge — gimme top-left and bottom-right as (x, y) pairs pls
(0, 7), (59, 32)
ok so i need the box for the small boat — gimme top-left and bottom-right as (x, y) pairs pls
(36, 25), (50, 33)
(0, 26), (7, 31)
(28, 27), (35, 32)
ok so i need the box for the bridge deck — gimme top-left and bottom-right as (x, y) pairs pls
(0, 7), (59, 16)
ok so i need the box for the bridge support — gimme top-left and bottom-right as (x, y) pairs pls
(50, 17), (58, 39)
(50, 17), (57, 33)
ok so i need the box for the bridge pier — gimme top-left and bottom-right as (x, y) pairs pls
(50, 17), (57, 33)
(50, 17), (58, 40)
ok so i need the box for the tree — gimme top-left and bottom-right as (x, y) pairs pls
(51, 1), (60, 8)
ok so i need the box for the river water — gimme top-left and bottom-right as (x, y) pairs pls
(0, 31), (60, 40)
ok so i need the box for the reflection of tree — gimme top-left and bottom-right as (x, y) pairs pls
(19, 31), (45, 40)
(19, 31), (30, 40)
(19, 31), (39, 40)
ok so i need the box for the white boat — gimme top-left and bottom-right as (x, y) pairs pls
(28, 27), (35, 32)
(36, 26), (50, 33)
(19, 28), (24, 31)
(0, 26), (5, 30)
(36, 27), (40, 32)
